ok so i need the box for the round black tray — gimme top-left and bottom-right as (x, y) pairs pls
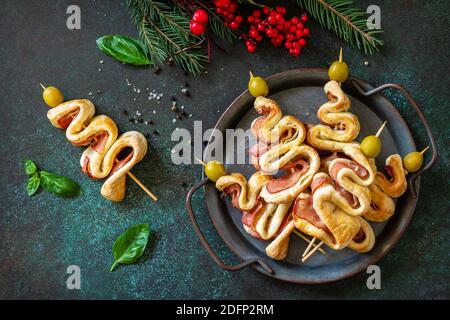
(186, 68), (437, 284)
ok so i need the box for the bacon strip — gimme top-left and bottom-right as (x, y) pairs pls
(265, 159), (309, 193)
(73, 132), (109, 153)
(57, 110), (79, 129)
(249, 142), (269, 170)
(353, 228), (366, 243)
(329, 160), (368, 181)
(329, 160), (368, 208)
(110, 151), (134, 175)
(293, 197), (330, 233)
(91, 133), (108, 153)
(242, 201), (264, 231)
(81, 157), (95, 179)
(293, 175), (331, 233)
(223, 184), (241, 209)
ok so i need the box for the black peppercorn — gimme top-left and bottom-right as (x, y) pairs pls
(153, 66), (162, 74)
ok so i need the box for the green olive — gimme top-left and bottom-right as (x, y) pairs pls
(328, 61), (349, 82)
(360, 135), (381, 158)
(248, 71), (269, 98)
(403, 152), (423, 173)
(42, 85), (64, 107)
(205, 160), (226, 182)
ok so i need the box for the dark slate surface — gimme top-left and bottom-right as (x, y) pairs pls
(0, 0), (448, 299)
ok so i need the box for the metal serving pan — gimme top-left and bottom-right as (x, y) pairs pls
(186, 68), (437, 283)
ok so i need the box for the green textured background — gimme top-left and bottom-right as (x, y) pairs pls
(0, 0), (449, 299)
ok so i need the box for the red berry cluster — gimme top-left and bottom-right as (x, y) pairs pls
(245, 6), (310, 56)
(190, 9), (209, 36)
(213, 0), (243, 30)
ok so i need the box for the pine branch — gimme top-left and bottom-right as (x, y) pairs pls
(292, 0), (383, 54)
(127, 0), (208, 75)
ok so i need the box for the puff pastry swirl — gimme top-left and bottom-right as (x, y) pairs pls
(47, 99), (148, 202)
(292, 173), (361, 250)
(327, 145), (375, 216)
(249, 96), (319, 204)
(307, 80), (360, 151)
(216, 172), (294, 250)
(364, 154), (407, 222)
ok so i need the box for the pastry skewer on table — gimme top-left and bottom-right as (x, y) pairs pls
(77, 116), (158, 202)
(41, 84), (157, 202)
(80, 124), (158, 202)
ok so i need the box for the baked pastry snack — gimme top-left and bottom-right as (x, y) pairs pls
(47, 99), (148, 202)
(216, 171), (270, 211)
(259, 145), (320, 204)
(292, 173), (362, 250)
(250, 96), (306, 171)
(249, 96), (320, 203)
(327, 145), (375, 216)
(216, 172), (294, 256)
(307, 80), (360, 151)
(364, 154), (407, 221)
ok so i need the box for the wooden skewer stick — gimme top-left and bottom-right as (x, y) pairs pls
(337, 47), (343, 88)
(302, 237), (316, 257)
(420, 146), (430, 155)
(121, 164), (157, 201)
(293, 230), (327, 255)
(375, 121), (387, 138)
(302, 241), (324, 263)
(195, 157), (207, 166)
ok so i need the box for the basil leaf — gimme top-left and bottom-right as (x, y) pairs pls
(96, 35), (151, 66)
(24, 160), (38, 176)
(27, 174), (40, 196)
(40, 171), (81, 198)
(110, 223), (150, 272)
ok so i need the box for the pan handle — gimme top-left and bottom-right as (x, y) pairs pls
(350, 79), (438, 197)
(186, 178), (273, 274)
